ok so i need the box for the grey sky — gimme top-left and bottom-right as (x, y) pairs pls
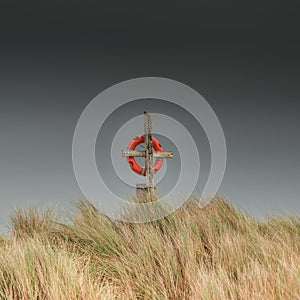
(0, 1), (299, 226)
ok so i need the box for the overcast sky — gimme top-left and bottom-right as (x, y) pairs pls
(0, 1), (299, 226)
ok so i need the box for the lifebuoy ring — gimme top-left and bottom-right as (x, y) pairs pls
(127, 135), (163, 176)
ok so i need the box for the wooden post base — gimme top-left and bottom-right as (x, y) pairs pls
(136, 184), (157, 203)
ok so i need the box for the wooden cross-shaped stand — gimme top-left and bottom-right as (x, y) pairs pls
(122, 112), (174, 201)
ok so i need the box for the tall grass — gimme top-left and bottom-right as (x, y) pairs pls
(0, 197), (299, 299)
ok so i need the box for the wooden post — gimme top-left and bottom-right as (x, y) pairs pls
(136, 184), (157, 203)
(122, 112), (173, 202)
(144, 111), (155, 200)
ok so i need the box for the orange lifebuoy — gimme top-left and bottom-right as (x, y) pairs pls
(127, 135), (163, 176)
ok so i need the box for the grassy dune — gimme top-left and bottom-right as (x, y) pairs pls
(0, 197), (299, 299)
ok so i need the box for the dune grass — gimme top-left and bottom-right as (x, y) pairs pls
(0, 197), (299, 299)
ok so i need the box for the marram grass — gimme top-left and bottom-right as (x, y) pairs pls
(0, 197), (299, 299)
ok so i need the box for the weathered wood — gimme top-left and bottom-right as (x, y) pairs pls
(136, 184), (157, 203)
(144, 112), (154, 196)
(122, 150), (174, 158)
(122, 112), (173, 202)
